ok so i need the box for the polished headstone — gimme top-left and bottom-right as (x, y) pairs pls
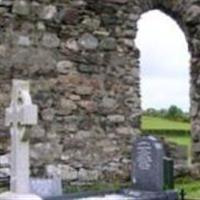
(132, 136), (165, 191)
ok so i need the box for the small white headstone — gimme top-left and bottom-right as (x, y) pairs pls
(30, 177), (62, 197)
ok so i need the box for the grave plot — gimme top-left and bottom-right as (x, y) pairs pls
(45, 137), (178, 199)
(0, 80), (179, 200)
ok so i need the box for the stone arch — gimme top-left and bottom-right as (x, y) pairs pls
(127, 0), (198, 162)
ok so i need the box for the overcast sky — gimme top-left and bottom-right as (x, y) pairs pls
(135, 10), (191, 112)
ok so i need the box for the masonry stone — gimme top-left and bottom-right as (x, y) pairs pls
(56, 61), (75, 74)
(58, 165), (78, 181)
(12, 0), (30, 16)
(40, 5), (57, 20)
(107, 115), (125, 123)
(78, 168), (99, 181)
(78, 33), (99, 50)
(100, 37), (117, 50)
(82, 17), (101, 31)
(17, 36), (31, 47)
(64, 38), (79, 52)
(42, 33), (60, 48)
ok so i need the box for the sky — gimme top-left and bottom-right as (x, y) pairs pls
(135, 10), (191, 112)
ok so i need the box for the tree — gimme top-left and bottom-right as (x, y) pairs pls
(166, 105), (183, 120)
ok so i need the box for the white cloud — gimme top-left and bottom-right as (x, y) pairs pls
(141, 77), (190, 111)
(135, 10), (190, 111)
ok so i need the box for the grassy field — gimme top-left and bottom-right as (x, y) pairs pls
(142, 116), (191, 146)
(175, 177), (200, 198)
(141, 116), (200, 198)
(142, 116), (190, 130)
(64, 178), (200, 198)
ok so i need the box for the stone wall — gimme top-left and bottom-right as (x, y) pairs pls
(0, 0), (199, 185)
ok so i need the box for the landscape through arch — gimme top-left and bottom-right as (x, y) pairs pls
(135, 9), (191, 166)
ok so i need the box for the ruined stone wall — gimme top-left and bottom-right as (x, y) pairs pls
(0, 0), (199, 185)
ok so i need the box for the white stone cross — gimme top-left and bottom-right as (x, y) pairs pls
(0, 80), (42, 200)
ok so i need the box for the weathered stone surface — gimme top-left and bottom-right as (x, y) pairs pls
(46, 165), (60, 177)
(100, 37), (117, 50)
(42, 33), (60, 48)
(40, 5), (57, 20)
(116, 126), (134, 135)
(30, 125), (45, 139)
(31, 142), (62, 163)
(37, 22), (46, 31)
(41, 109), (55, 121)
(64, 39), (79, 52)
(99, 97), (117, 114)
(60, 99), (77, 111)
(12, 0), (30, 16)
(78, 101), (97, 112)
(107, 115), (125, 123)
(59, 8), (80, 25)
(17, 36), (31, 47)
(58, 165), (78, 181)
(78, 33), (99, 50)
(75, 131), (92, 139)
(0, 45), (7, 57)
(56, 61), (75, 74)
(75, 86), (93, 95)
(186, 5), (200, 23)
(82, 17), (101, 31)
(78, 168), (99, 181)
(77, 64), (95, 73)
(103, 0), (128, 4)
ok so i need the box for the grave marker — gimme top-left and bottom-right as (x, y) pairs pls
(132, 136), (165, 191)
(30, 177), (62, 197)
(0, 80), (42, 200)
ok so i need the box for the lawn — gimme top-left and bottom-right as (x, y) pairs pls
(142, 116), (190, 130)
(64, 178), (200, 199)
(175, 177), (200, 198)
(141, 116), (200, 198)
(141, 116), (191, 146)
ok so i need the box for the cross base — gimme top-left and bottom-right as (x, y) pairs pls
(0, 192), (43, 200)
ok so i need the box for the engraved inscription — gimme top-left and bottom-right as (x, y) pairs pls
(136, 141), (153, 170)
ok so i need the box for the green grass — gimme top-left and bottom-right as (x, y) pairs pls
(143, 131), (191, 146)
(64, 182), (131, 194)
(142, 116), (190, 130)
(1, 178), (200, 198)
(65, 178), (200, 198)
(175, 177), (200, 198)
(164, 134), (190, 146)
(63, 178), (200, 198)
(141, 116), (191, 146)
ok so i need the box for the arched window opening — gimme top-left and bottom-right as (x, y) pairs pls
(136, 10), (191, 162)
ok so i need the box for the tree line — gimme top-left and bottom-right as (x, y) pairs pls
(143, 105), (190, 122)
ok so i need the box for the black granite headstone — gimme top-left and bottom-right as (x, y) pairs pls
(132, 136), (165, 191)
